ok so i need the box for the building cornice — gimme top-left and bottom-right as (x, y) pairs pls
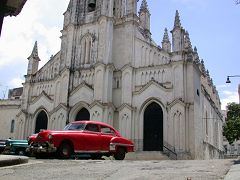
(4, 0), (27, 17)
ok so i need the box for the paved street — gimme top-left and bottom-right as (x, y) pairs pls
(0, 158), (236, 180)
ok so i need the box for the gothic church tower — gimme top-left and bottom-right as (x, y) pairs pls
(58, 0), (137, 125)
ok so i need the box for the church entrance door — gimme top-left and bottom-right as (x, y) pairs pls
(143, 102), (163, 151)
(35, 110), (48, 133)
(75, 108), (90, 121)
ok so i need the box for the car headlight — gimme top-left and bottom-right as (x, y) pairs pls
(48, 134), (53, 140)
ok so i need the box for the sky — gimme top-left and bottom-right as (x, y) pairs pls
(0, 0), (239, 110)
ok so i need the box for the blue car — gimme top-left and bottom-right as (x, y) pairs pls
(3, 139), (29, 156)
(0, 139), (7, 153)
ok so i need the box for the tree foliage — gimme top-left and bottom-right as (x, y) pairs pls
(223, 103), (240, 144)
(236, 0), (240, 5)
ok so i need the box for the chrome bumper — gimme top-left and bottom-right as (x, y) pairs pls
(109, 143), (134, 152)
(26, 142), (57, 153)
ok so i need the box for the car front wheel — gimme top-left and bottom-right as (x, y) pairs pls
(113, 147), (126, 160)
(58, 143), (73, 159)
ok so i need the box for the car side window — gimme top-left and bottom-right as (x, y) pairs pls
(101, 126), (115, 135)
(85, 124), (99, 132)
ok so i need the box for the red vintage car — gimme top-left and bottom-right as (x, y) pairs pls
(28, 121), (134, 160)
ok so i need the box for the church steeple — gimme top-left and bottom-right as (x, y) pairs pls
(162, 28), (171, 52)
(27, 41), (40, 75)
(139, 0), (151, 36)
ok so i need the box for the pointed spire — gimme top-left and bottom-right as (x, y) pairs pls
(206, 69), (209, 76)
(194, 46), (198, 52)
(201, 59), (206, 74)
(139, 0), (151, 34)
(184, 31), (193, 51)
(162, 28), (171, 52)
(193, 46), (200, 64)
(174, 10), (181, 28)
(162, 28), (170, 43)
(210, 78), (213, 86)
(28, 41), (40, 60)
(67, 0), (73, 11)
(140, 0), (150, 13)
(27, 41), (40, 75)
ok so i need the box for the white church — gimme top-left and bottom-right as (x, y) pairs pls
(0, 0), (224, 159)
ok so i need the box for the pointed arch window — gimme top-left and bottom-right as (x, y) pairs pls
(205, 112), (208, 136)
(80, 35), (93, 65)
(117, 80), (120, 88)
(10, 119), (15, 133)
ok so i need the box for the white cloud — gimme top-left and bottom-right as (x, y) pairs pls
(0, 0), (68, 69)
(32, 22), (62, 68)
(0, 2), (40, 68)
(217, 84), (230, 89)
(9, 78), (24, 88)
(216, 83), (239, 110)
(0, 77), (24, 98)
(221, 90), (239, 110)
(0, 0), (68, 99)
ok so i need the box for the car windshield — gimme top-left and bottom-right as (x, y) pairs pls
(64, 123), (86, 131)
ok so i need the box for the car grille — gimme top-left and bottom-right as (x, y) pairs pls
(32, 142), (49, 148)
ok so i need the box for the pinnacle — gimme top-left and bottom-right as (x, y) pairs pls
(194, 46), (198, 52)
(28, 41), (40, 60)
(174, 10), (181, 28)
(140, 0), (149, 13)
(67, 0), (73, 11)
(184, 31), (192, 50)
(162, 28), (170, 43)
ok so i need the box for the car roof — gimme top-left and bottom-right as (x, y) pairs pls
(69, 121), (121, 136)
(71, 120), (112, 127)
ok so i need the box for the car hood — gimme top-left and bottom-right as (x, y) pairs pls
(36, 130), (83, 141)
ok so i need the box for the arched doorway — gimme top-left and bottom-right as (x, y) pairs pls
(75, 108), (90, 121)
(143, 102), (163, 151)
(35, 110), (48, 133)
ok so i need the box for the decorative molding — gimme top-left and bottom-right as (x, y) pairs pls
(167, 98), (186, 109)
(89, 100), (115, 110)
(133, 79), (172, 95)
(70, 81), (93, 96)
(117, 103), (136, 112)
(29, 91), (53, 108)
(50, 103), (68, 115)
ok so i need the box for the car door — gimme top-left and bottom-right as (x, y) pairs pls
(84, 123), (101, 151)
(100, 126), (116, 151)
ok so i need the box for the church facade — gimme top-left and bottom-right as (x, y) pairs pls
(0, 0), (224, 159)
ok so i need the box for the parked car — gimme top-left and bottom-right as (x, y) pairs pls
(0, 139), (7, 153)
(28, 121), (134, 160)
(4, 139), (29, 155)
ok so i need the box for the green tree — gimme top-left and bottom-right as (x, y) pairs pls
(236, 0), (240, 5)
(223, 103), (240, 144)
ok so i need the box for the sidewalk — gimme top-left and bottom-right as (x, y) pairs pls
(0, 155), (29, 167)
(224, 159), (240, 180)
